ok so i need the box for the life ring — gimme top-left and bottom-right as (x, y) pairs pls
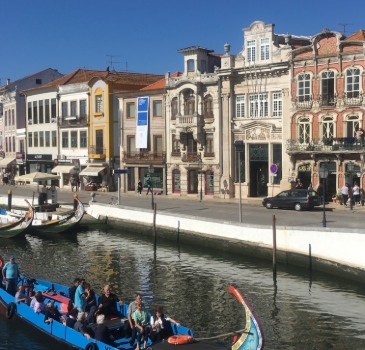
(85, 343), (98, 350)
(6, 302), (16, 319)
(168, 335), (194, 345)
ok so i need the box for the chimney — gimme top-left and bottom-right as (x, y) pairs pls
(6, 79), (10, 85)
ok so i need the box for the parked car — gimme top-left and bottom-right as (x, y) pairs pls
(262, 189), (320, 211)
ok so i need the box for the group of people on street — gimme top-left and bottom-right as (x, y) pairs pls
(2, 171), (14, 186)
(137, 178), (153, 196)
(69, 174), (80, 192)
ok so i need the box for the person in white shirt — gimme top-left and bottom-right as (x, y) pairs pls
(341, 183), (349, 206)
(352, 181), (360, 205)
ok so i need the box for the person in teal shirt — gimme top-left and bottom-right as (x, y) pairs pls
(2, 256), (19, 296)
(74, 279), (87, 312)
(133, 301), (149, 350)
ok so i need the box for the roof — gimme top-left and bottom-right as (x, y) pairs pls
(42, 69), (108, 87)
(177, 46), (214, 53)
(139, 72), (182, 91)
(208, 53), (223, 58)
(345, 30), (365, 41)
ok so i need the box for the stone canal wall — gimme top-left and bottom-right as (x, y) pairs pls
(88, 203), (365, 281)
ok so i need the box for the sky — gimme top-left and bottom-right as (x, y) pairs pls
(1, 0), (364, 83)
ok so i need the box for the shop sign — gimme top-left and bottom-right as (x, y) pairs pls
(298, 164), (311, 172)
(26, 154), (53, 161)
(16, 152), (25, 159)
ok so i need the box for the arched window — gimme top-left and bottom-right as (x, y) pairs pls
(205, 170), (214, 195)
(203, 95), (213, 118)
(184, 96), (195, 115)
(171, 97), (178, 120)
(297, 73), (311, 102)
(298, 117), (310, 144)
(321, 71), (335, 107)
(322, 116), (334, 139)
(347, 116), (359, 137)
(346, 68), (360, 98)
(188, 169), (198, 193)
(172, 169), (181, 193)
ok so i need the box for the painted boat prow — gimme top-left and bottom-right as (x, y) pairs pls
(229, 286), (264, 350)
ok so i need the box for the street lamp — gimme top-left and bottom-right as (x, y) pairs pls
(148, 164), (154, 210)
(234, 140), (244, 223)
(347, 161), (354, 210)
(319, 164), (329, 227)
(198, 159), (203, 202)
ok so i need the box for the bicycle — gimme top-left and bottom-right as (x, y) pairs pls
(109, 196), (119, 205)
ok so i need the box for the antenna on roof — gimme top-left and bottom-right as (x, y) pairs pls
(338, 23), (353, 36)
(106, 55), (121, 73)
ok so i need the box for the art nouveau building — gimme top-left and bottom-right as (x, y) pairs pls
(287, 29), (365, 196)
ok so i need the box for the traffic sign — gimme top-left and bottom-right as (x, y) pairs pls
(113, 169), (132, 174)
(270, 164), (278, 174)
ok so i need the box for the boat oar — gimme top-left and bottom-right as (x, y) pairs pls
(194, 328), (253, 341)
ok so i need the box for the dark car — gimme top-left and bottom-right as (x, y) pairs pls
(262, 189), (320, 211)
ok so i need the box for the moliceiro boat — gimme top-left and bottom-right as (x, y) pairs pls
(0, 199), (34, 238)
(31, 199), (85, 234)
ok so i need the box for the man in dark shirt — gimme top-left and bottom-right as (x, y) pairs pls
(74, 312), (93, 340)
(66, 308), (78, 328)
(69, 278), (80, 304)
(95, 314), (114, 346)
(96, 285), (123, 317)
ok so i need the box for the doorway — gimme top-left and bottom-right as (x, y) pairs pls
(249, 144), (268, 197)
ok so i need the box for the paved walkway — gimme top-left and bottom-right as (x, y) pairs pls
(1, 184), (364, 230)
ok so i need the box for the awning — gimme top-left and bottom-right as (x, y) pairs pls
(51, 165), (77, 174)
(79, 166), (106, 177)
(0, 158), (16, 167)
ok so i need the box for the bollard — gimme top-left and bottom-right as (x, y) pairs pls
(272, 215), (277, 278)
(8, 190), (12, 211)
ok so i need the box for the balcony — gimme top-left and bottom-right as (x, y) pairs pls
(89, 145), (106, 159)
(181, 152), (201, 162)
(58, 115), (88, 127)
(171, 151), (181, 157)
(293, 96), (313, 110)
(122, 151), (166, 164)
(343, 92), (363, 107)
(204, 152), (215, 158)
(286, 138), (365, 154)
(175, 114), (204, 129)
(319, 94), (336, 108)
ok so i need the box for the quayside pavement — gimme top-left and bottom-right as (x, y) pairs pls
(0, 184), (364, 231)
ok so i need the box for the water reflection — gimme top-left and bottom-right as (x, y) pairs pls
(0, 229), (364, 349)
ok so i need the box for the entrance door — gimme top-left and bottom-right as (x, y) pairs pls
(249, 144), (268, 197)
(187, 134), (197, 156)
(298, 164), (312, 189)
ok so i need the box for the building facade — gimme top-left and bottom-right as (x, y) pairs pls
(287, 29), (365, 197)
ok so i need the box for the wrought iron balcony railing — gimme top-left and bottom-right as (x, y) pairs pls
(286, 138), (365, 153)
(58, 115), (88, 127)
(343, 92), (363, 106)
(293, 96), (313, 109)
(171, 151), (181, 157)
(203, 152), (215, 157)
(89, 145), (106, 156)
(181, 152), (201, 162)
(122, 151), (166, 163)
(319, 94), (336, 107)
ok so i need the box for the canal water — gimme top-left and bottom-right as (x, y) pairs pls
(0, 228), (365, 350)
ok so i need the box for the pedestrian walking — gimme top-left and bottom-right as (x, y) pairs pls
(341, 183), (349, 206)
(2, 255), (20, 296)
(3, 172), (8, 186)
(146, 177), (152, 195)
(137, 179), (143, 196)
(352, 181), (360, 206)
(70, 175), (76, 192)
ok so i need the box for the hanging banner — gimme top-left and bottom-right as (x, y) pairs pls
(136, 97), (149, 149)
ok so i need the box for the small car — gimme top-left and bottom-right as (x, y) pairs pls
(262, 189), (320, 211)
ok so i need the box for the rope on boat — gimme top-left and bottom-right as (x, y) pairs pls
(194, 328), (252, 341)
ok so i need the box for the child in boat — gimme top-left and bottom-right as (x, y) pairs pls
(33, 293), (46, 314)
(150, 306), (180, 343)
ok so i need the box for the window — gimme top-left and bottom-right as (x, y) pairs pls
(95, 129), (103, 153)
(206, 133), (214, 154)
(19, 140), (24, 153)
(12, 136), (15, 152)
(28, 102), (32, 124)
(185, 96), (195, 115)
(52, 130), (57, 147)
(80, 100), (87, 117)
(61, 102), (68, 117)
(153, 101), (162, 117)
(95, 95), (102, 113)
(247, 40), (256, 62)
(260, 38), (270, 60)
(126, 102), (135, 118)
(51, 98), (56, 122)
(249, 93), (268, 118)
(127, 136), (135, 152)
(273, 144), (282, 184)
(205, 170), (214, 195)
(0, 131), (3, 148)
(80, 131), (87, 148)
(5, 137), (7, 152)
(188, 169), (198, 193)
(347, 116), (359, 137)
(4, 111), (7, 126)
(39, 100), (43, 123)
(172, 134), (180, 154)
(172, 169), (181, 193)
(36, 78), (42, 85)
(71, 101), (77, 116)
(28, 132), (32, 147)
(154, 135), (163, 153)
(62, 131), (69, 148)
(34, 132), (38, 147)
(45, 99), (50, 123)
(321, 71), (335, 107)
(187, 59), (194, 74)
(11, 109), (14, 125)
(235, 144), (246, 183)
(45, 131), (50, 147)
(346, 68), (360, 97)
(298, 117), (310, 144)
(171, 98), (178, 119)
(200, 60), (206, 73)
(273, 92), (282, 117)
(71, 131), (77, 147)
(298, 73), (311, 102)
(39, 131), (44, 147)
(236, 95), (245, 118)
(33, 101), (38, 124)
(322, 116), (334, 138)
(204, 95), (213, 118)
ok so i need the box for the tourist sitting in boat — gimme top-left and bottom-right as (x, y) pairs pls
(75, 279), (87, 312)
(74, 312), (93, 340)
(84, 282), (96, 323)
(44, 302), (66, 324)
(69, 278), (80, 305)
(33, 293), (46, 314)
(15, 285), (31, 305)
(30, 291), (41, 309)
(150, 306), (180, 343)
(95, 285), (123, 318)
(66, 308), (78, 328)
(133, 301), (149, 350)
(94, 314), (115, 346)
(126, 293), (143, 343)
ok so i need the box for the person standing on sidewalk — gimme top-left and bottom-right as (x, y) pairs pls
(146, 177), (152, 195)
(137, 179), (143, 196)
(341, 183), (349, 206)
(352, 181), (360, 206)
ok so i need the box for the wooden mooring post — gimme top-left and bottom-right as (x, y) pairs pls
(153, 203), (157, 248)
(272, 215), (277, 278)
(309, 243), (312, 271)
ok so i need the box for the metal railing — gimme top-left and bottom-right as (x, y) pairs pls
(171, 151), (181, 157)
(286, 138), (365, 152)
(343, 92), (363, 106)
(58, 115), (88, 127)
(203, 152), (215, 157)
(122, 151), (166, 163)
(181, 152), (201, 162)
(89, 145), (106, 155)
(319, 94), (336, 107)
(293, 96), (313, 109)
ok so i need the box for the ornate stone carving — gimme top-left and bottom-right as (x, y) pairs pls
(281, 88), (289, 97)
(246, 127), (270, 140)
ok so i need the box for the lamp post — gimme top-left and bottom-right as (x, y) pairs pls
(198, 159), (203, 202)
(148, 164), (154, 210)
(319, 164), (329, 227)
(347, 161), (354, 210)
(234, 140), (244, 223)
